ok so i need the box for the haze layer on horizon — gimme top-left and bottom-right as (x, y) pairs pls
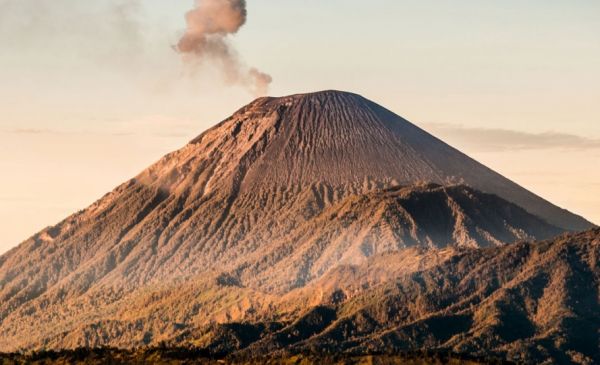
(0, 0), (599, 253)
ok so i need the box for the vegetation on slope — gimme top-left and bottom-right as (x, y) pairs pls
(0, 347), (508, 365)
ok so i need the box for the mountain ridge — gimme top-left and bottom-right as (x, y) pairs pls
(0, 90), (595, 359)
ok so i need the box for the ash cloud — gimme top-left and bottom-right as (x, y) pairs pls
(176, 0), (272, 96)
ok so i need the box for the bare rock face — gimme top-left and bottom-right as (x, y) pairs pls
(0, 91), (593, 353)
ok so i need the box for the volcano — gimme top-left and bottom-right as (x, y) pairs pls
(0, 91), (595, 358)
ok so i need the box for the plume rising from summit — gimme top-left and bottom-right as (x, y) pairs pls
(176, 0), (272, 96)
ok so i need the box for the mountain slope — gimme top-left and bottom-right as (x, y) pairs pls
(0, 183), (562, 350)
(0, 90), (593, 353)
(185, 90), (590, 230)
(207, 229), (600, 364)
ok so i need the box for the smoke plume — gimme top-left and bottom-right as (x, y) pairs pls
(176, 0), (272, 96)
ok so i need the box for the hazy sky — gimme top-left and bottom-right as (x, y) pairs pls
(1, 0), (599, 253)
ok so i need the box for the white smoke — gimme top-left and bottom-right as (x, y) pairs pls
(176, 0), (272, 96)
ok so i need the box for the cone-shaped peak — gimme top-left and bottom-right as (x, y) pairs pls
(178, 90), (592, 231)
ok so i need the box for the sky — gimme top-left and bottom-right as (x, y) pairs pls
(0, 0), (599, 253)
